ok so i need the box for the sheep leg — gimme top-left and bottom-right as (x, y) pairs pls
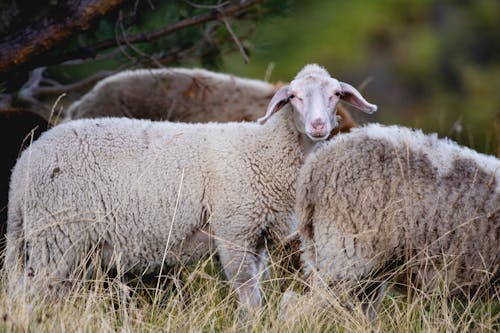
(216, 241), (262, 309)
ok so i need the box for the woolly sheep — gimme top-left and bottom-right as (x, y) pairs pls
(64, 67), (356, 275)
(0, 70), (356, 270)
(65, 67), (357, 133)
(6, 64), (377, 308)
(296, 124), (499, 303)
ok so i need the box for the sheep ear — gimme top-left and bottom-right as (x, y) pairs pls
(258, 85), (291, 124)
(339, 82), (378, 114)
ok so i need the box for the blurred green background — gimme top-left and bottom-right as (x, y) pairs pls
(220, 0), (500, 155)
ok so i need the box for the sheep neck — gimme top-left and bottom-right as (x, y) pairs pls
(260, 106), (322, 161)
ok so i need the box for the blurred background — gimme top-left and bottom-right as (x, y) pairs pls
(1, 0), (499, 154)
(222, 0), (500, 155)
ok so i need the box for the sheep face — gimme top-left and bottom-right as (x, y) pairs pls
(258, 64), (377, 141)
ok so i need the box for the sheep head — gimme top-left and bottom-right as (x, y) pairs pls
(258, 64), (377, 141)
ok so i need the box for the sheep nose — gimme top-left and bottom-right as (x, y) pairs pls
(311, 119), (326, 131)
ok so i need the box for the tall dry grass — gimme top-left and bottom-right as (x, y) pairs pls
(0, 248), (498, 332)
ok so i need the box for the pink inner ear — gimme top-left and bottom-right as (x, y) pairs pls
(339, 82), (377, 114)
(258, 85), (291, 124)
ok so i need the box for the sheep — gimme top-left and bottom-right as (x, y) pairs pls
(0, 108), (48, 267)
(5, 64), (377, 309)
(294, 123), (499, 312)
(65, 67), (276, 122)
(64, 67), (357, 133)
(2, 70), (356, 272)
(64, 67), (356, 275)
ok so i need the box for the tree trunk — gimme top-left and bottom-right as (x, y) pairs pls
(0, 0), (124, 73)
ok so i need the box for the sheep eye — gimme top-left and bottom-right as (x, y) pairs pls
(289, 94), (295, 100)
(334, 92), (341, 97)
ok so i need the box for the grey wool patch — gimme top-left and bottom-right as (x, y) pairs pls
(296, 123), (499, 296)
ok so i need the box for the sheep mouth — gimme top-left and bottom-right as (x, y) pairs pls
(307, 132), (329, 141)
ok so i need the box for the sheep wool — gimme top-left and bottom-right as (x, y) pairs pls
(65, 67), (358, 133)
(297, 123), (500, 295)
(6, 64), (377, 308)
(65, 67), (280, 122)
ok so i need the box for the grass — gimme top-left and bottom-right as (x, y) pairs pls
(0, 250), (498, 333)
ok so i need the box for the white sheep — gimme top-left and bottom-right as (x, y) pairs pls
(65, 67), (358, 133)
(65, 67), (276, 122)
(6, 64), (377, 308)
(295, 124), (499, 306)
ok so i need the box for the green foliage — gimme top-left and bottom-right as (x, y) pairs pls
(224, 0), (500, 154)
(47, 1), (292, 79)
(261, 0), (294, 18)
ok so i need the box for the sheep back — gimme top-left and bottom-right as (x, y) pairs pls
(297, 124), (500, 294)
(65, 68), (277, 123)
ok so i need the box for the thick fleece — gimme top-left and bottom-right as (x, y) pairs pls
(297, 124), (499, 295)
(0, 109), (48, 267)
(6, 64), (377, 308)
(65, 67), (357, 132)
(66, 68), (275, 122)
(7, 111), (301, 300)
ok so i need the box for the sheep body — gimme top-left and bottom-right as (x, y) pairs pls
(1, 69), (357, 271)
(297, 124), (499, 294)
(6, 112), (301, 289)
(8, 64), (377, 307)
(65, 67), (357, 133)
(65, 68), (278, 122)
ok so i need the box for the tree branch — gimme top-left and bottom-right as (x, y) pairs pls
(0, 0), (125, 72)
(36, 71), (115, 96)
(10, 0), (263, 71)
(76, 0), (262, 52)
(219, 14), (249, 64)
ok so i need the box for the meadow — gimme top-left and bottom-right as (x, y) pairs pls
(0, 238), (498, 332)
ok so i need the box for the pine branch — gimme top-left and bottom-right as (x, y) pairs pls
(14, 0), (263, 71)
(71, 0), (262, 53)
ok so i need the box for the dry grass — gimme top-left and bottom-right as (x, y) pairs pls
(0, 252), (498, 333)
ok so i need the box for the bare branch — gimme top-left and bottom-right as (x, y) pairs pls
(34, 71), (115, 96)
(114, 11), (139, 64)
(17, 67), (47, 105)
(14, 67), (113, 112)
(156, 23), (223, 66)
(219, 14), (249, 64)
(116, 11), (164, 68)
(182, 0), (230, 10)
(156, 42), (204, 66)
